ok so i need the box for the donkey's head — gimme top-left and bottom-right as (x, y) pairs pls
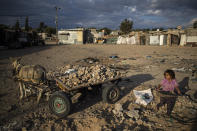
(10, 57), (21, 76)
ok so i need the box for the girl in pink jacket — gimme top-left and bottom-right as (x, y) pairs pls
(156, 69), (181, 116)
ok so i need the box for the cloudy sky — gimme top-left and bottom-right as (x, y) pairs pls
(0, 0), (197, 29)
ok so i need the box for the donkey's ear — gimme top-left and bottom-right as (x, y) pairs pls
(9, 57), (14, 62)
(17, 57), (22, 62)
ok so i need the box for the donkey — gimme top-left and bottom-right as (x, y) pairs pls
(10, 57), (47, 101)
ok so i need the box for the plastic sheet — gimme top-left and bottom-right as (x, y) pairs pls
(133, 89), (153, 106)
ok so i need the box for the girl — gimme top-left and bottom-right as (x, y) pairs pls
(156, 69), (181, 116)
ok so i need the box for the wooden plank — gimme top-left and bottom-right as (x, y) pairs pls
(54, 77), (122, 92)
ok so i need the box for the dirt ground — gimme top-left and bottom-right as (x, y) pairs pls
(0, 45), (197, 131)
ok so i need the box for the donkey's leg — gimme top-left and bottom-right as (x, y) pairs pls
(22, 82), (27, 98)
(37, 88), (43, 104)
(19, 81), (24, 100)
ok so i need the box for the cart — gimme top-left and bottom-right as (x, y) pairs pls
(48, 77), (122, 117)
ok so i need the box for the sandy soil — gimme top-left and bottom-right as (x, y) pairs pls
(0, 44), (197, 131)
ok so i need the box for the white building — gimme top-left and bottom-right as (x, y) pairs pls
(58, 28), (84, 44)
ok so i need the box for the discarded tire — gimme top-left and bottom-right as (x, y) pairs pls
(49, 91), (71, 117)
(102, 86), (120, 104)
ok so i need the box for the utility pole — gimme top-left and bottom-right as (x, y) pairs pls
(55, 6), (61, 44)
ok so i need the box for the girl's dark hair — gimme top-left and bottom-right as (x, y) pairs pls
(164, 69), (175, 79)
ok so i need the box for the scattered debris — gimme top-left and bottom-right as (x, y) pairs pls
(1, 121), (18, 130)
(109, 55), (119, 59)
(64, 69), (77, 74)
(191, 71), (197, 82)
(112, 103), (123, 115)
(146, 56), (152, 59)
(125, 109), (140, 120)
(128, 57), (137, 60)
(112, 103), (125, 123)
(172, 67), (186, 72)
(80, 57), (100, 64)
(133, 89), (153, 106)
(160, 59), (165, 63)
(136, 119), (143, 125)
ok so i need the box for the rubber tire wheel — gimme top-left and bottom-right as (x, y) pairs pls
(102, 86), (120, 104)
(49, 91), (71, 118)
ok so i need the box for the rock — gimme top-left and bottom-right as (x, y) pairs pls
(160, 59), (165, 63)
(107, 107), (112, 112)
(143, 122), (152, 129)
(9, 121), (17, 127)
(128, 118), (135, 123)
(127, 103), (141, 111)
(112, 103), (124, 119)
(125, 110), (140, 120)
(136, 119), (143, 125)
(172, 67), (186, 72)
(114, 103), (123, 112)
(54, 64), (121, 88)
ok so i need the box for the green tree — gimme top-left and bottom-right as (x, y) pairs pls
(14, 19), (20, 31)
(193, 21), (197, 28)
(152, 28), (158, 31)
(142, 28), (150, 32)
(44, 27), (56, 35)
(120, 19), (133, 34)
(159, 27), (164, 31)
(25, 16), (29, 31)
(38, 22), (47, 32)
(0, 24), (9, 30)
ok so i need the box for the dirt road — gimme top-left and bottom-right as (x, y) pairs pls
(0, 45), (197, 131)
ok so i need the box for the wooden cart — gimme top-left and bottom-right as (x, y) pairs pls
(48, 77), (122, 117)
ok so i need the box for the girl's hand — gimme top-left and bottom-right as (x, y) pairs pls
(156, 84), (161, 91)
(178, 91), (182, 95)
(175, 86), (182, 95)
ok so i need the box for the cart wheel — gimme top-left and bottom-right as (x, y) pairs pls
(49, 91), (71, 117)
(102, 86), (120, 104)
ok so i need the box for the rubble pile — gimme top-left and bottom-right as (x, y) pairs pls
(109, 93), (197, 130)
(48, 65), (121, 88)
(173, 95), (197, 114)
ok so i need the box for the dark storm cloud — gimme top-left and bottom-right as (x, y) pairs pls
(0, 0), (197, 29)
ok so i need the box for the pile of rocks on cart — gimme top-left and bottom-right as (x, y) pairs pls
(47, 64), (122, 88)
